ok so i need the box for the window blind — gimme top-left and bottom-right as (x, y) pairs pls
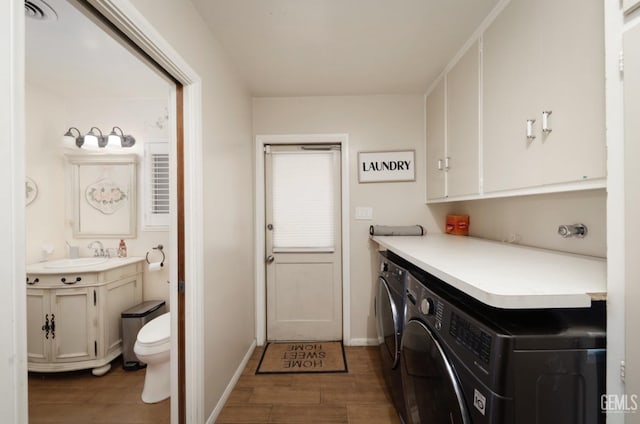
(271, 151), (336, 251)
(144, 142), (170, 228)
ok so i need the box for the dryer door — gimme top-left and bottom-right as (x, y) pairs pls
(376, 276), (401, 368)
(401, 319), (470, 424)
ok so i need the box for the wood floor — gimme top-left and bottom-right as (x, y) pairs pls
(28, 346), (400, 424)
(217, 345), (402, 424)
(28, 359), (169, 424)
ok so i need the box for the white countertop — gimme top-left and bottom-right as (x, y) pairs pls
(372, 234), (606, 309)
(27, 256), (145, 274)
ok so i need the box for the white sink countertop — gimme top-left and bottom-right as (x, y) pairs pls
(372, 234), (606, 309)
(27, 256), (145, 274)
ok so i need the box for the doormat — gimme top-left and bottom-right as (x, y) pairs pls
(256, 341), (348, 374)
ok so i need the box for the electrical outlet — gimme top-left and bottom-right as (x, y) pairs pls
(621, 360), (626, 383)
(355, 207), (373, 220)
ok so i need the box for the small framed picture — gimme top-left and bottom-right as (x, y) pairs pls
(358, 150), (415, 183)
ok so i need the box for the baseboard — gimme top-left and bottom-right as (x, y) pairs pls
(206, 339), (257, 424)
(348, 338), (379, 346)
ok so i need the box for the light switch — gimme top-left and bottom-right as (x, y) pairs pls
(355, 207), (373, 220)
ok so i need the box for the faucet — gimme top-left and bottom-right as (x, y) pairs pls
(87, 240), (105, 257)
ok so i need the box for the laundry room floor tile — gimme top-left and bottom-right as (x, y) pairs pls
(217, 346), (401, 424)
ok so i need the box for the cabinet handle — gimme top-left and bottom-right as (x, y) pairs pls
(445, 157), (451, 171)
(437, 159), (443, 171)
(542, 110), (552, 134)
(50, 314), (55, 339)
(60, 276), (80, 285)
(42, 314), (50, 339)
(526, 119), (536, 141)
(26, 277), (39, 285)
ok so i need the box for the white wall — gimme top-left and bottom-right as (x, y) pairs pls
(64, 95), (172, 304)
(253, 95), (442, 343)
(25, 82), (172, 305)
(443, 189), (607, 258)
(128, 0), (255, 419)
(25, 83), (68, 264)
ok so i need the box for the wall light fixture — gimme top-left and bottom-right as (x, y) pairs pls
(63, 126), (136, 149)
(108, 126), (136, 148)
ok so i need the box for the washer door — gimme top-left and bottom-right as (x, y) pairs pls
(401, 319), (470, 424)
(376, 276), (401, 368)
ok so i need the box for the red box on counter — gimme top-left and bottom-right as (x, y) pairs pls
(445, 214), (469, 236)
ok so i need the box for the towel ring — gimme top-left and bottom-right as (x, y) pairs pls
(145, 244), (165, 267)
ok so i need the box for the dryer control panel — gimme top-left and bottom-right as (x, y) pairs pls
(449, 312), (492, 365)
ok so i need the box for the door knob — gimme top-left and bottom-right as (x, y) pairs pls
(266, 255), (275, 264)
(267, 223), (274, 231)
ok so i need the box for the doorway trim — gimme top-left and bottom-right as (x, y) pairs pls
(255, 134), (351, 346)
(85, 1), (205, 423)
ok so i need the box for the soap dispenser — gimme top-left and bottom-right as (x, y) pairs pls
(118, 239), (127, 258)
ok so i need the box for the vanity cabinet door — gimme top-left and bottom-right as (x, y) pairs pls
(50, 287), (96, 363)
(26, 289), (50, 363)
(102, 275), (142, 358)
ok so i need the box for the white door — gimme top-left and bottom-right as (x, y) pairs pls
(265, 144), (342, 341)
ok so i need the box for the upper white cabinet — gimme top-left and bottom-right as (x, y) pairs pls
(482, 0), (605, 193)
(426, 41), (480, 201)
(426, 79), (446, 200)
(446, 41), (480, 197)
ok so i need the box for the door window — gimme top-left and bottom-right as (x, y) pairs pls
(271, 150), (337, 252)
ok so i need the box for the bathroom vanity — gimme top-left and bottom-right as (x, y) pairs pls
(26, 257), (144, 375)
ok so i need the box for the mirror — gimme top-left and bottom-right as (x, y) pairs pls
(67, 154), (138, 238)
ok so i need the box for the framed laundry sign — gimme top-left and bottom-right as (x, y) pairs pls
(358, 150), (415, 183)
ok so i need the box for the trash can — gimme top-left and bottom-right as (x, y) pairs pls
(121, 300), (166, 370)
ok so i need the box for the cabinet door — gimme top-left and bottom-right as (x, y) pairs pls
(483, 0), (543, 193)
(536, 0), (605, 185)
(426, 78), (446, 200)
(50, 288), (96, 363)
(103, 276), (141, 357)
(447, 41), (480, 197)
(483, 0), (605, 193)
(26, 289), (50, 363)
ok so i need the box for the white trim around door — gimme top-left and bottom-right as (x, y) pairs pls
(255, 134), (351, 346)
(85, 1), (205, 423)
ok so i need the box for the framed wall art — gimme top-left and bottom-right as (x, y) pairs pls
(66, 154), (138, 238)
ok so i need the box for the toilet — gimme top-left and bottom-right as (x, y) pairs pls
(134, 311), (171, 403)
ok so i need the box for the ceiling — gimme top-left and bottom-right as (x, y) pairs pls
(190, 0), (500, 96)
(26, 0), (500, 98)
(25, 0), (170, 98)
